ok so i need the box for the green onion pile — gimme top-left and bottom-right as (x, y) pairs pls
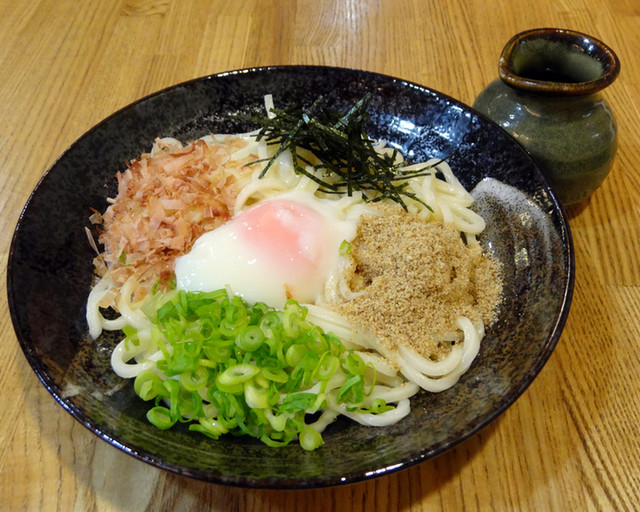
(126, 289), (390, 450)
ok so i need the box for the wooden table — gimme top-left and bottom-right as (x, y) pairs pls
(1, 1), (638, 510)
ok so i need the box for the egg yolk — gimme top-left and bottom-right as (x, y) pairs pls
(237, 199), (329, 279)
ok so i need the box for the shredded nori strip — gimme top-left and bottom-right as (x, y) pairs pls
(244, 95), (441, 211)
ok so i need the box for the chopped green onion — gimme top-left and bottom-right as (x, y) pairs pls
(285, 344), (306, 367)
(314, 353), (340, 381)
(261, 366), (289, 384)
(337, 374), (364, 404)
(218, 364), (259, 385)
(235, 325), (265, 352)
(339, 239), (352, 257)
(180, 366), (209, 391)
(134, 370), (164, 401)
(129, 289), (393, 450)
(342, 352), (366, 375)
(299, 426), (324, 451)
(147, 406), (175, 430)
(189, 417), (229, 439)
(280, 392), (317, 413)
(244, 382), (270, 409)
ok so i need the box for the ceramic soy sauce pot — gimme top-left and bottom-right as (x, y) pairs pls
(473, 28), (620, 206)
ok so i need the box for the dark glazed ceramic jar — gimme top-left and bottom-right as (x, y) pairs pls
(473, 28), (620, 206)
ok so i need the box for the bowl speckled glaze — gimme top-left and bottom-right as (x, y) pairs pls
(7, 66), (574, 489)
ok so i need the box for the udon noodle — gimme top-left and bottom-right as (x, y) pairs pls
(86, 95), (501, 448)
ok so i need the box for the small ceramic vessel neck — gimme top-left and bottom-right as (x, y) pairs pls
(498, 28), (620, 96)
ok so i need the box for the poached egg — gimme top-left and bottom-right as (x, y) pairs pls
(174, 190), (357, 308)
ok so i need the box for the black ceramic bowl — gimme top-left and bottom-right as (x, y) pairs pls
(7, 66), (574, 489)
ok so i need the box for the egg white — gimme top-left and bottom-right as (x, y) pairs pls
(174, 190), (357, 308)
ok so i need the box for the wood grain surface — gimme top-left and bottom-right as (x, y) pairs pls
(1, 0), (639, 510)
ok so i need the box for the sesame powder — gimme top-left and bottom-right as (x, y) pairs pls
(327, 205), (502, 360)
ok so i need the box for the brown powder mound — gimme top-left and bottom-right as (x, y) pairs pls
(331, 206), (502, 360)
